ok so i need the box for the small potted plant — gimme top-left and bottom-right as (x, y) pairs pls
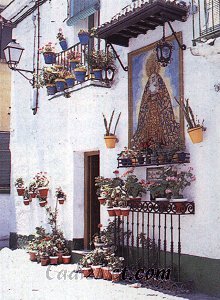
(38, 66), (59, 95)
(54, 65), (68, 92)
(62, 248), (71, 264)
(108, 255), (124, 282)
(37, 195), (47, 207)
(79, 253), (93, 277)
(125, 174), (146, 200)
(67, 51), (81, 70)
(64, 70), (75, 88)
(34, 172), (49, 198)
(102, 110), (121, 149)
(78, 29), (90, 45)
(56, 28), (68, 51)
(28, 241), (38, 261)
(48, 245), (59, 265)
(23, 188), (30, 205)
(15, 177), (25, 196)
(91, 249), (106, 279)
(74, 64), (87, 82)
(175, 97), (205, 144)
(55, 187), (66, 204)
(28, 181), (37, 198)
(39, 42), (56, 64)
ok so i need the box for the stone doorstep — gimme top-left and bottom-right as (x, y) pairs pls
(71, 249), (91, 263)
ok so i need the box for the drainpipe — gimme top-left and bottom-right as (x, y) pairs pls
(33, 0), (40, 115)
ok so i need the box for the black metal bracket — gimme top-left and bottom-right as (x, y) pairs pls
(106, 42), (128, 72)
(167, 21), (186, 50)
(10, 67), (35, 85)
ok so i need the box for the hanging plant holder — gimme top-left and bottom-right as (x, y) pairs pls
(187, 126), (203, 144)
(104, 135), (117, 149)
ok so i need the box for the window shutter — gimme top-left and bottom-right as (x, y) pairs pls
(0, 132), (11, 194)
(67, 0), (100, 26)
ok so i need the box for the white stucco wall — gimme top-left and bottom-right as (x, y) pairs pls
(0, 194), (13, 247)
(4, 0), (220, 260)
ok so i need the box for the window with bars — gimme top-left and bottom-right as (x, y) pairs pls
(204, 0), (220, 33)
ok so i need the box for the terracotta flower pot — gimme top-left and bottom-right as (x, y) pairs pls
(17, 188), (25, 196)
(39, 201), (47, 207)
(29, 192), (37, 199)
(57, 251), (64, 264)
(104, 135), (117, 149)
(111, 271), (121, 282)
(62, 255), (71, 264)
(38, 187), (49, 198)
(98, 197), (106, 205)
(58, 198), (65, 204)
(102, 267), (112, 280)
(40, 256), (50, 266)
(82, 267), (92, 278)
(121, 207), (130, 217)
(23, 199), (30, 206)
(188, 126), (203, 144)
(49, 256), (58, 265)
(171, 199), (188, 214)
(92, 265), (103, 279)
(94, 242), (105, 248)
(29, 251), (37, 262)
(107, 208), (116, 217)
(114, 207), (121, 216)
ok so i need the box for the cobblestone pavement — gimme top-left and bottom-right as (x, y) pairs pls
(0, 248), (219, 300)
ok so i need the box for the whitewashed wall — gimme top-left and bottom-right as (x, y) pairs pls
(6, 0), (220, 259)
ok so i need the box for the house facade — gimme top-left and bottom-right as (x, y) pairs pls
(1, 0), (220, 296)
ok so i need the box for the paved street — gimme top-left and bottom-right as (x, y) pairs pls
(0, 248), (219, 300)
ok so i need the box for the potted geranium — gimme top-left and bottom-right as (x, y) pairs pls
(53, 65), (68, 92)
(55, 187), (66, 204)
(79, 253), (93, 277)
(74, 64), (87, 82)
(38, 66), (59, 95)
(28, 181), (37, 198)
(48, 245), (59, 265)
(39, 42), (56, 64)
(28, 241), (38, 261)
(108, 255), (124, 282)
(125, 174), (146, 200)
(78, 29), (90, 45)
(102, 110), (121, 149)
(15, 177), (25, 196)
(91, 249), (106, 279)
(56, 28), (68, 51)
(62, 248), (71, 264)
(67, 51), (81, 70)
(23, 188), (30, 205)
(64, 70), (75, 88)
(34, 172), (49, 198)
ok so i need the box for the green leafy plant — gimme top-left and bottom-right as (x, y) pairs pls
(56, 28), (65, 41)
(33, 172), (49, 188)
(102, 110), (121, 136)
(15, 177), (24, 188)
(124, 174), (146, 198)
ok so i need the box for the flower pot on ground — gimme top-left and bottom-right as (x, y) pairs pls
(46, 84), (56, 96)
(55, 78), (66, 92)
(111, 271), (122, 282)
(40, 256), (50, 266)
(120, 207), (130, 217)
(91, 265), (103, 279)
(29, 251), (37, 262)
(57, 251), (64, 264)
(74, 66), (87, 82)
(65, 75), (75, 88)
(102, 267), (112, 280)
(82, 267), (92, 278)
(104, 135), (117, 149)
(78, 30), (90, 45)
(49, 256), (58, 265)
(107, 208), (116, 217)
(187, 126), (203, 144)
(93, 69), (102, 80)
(62, 255), (71, 264)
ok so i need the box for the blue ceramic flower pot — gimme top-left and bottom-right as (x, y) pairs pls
(74, 70), (86, 83)
(93, 69), (102, 80)
(59, 39), (68, 51)
(46, 84), (56, 96)
(78, 33), (90, 45)
(70, 61), (79, 71)
(65, 77), (75, 88)
(43, 52), (56, 64)
(55, 80), (65, 92)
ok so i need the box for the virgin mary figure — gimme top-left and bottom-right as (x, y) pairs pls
(132, 53), (180, 148)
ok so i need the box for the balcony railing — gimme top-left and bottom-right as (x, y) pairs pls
(192, 0), (220, 45)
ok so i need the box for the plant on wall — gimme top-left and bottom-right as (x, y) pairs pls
(102, 110), (121, 149)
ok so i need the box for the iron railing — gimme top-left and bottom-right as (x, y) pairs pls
(113, 200), (195, 284)
(192, 0), (220, 45)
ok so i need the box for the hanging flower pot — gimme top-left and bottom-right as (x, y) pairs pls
(120, 207), (130, 217)
(102, 267), (112, 280)
(187, 126), (203, 144)
(59, 39), (68, 51)
(78, 31), (90, 45)
(82, 267), (92, 278)
(55, 79), (66, 92)
(98, 197), (106, 205)
(91, 265), (103, 279)
(49, 256), (58, 265)
(16, 188), (25, 196)
(39, 200), (47, 207)
(107, 208), (116, 217)
(58, 198), (65, 204)
(46, 84), (56, 96)
(29, 251), (37, 262)
(29, 192), (37, 199)
(70, 60), (80, 70)
(43, 52), (56, 64)
(38, 187), (49, 198)
(23, 199), (30, 206)
(65, 76), (75, 88)
(93, 69), (102, 80)
(74, 67), (87, 83)
(104, 135), (117, 149)
(62, 255), (71, 264)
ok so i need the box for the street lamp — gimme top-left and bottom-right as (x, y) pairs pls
(4, 39), (35, 85)
(156, 24), (173, 67)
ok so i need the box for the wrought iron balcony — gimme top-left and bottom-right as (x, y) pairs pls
(192, 0), (220, 45)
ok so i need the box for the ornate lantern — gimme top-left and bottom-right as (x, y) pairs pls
(156, 24), (173, 67)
